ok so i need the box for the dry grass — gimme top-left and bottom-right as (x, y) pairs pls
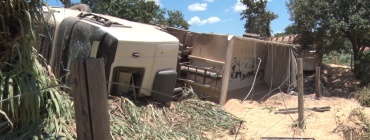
(333, 108), (370, 140)
(108, 95), (240, 140)
(224, 64), (370, 139)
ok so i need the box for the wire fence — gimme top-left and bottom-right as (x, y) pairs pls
(234, 52), (300, 139)
(0, 84), (69, 103)
(1, 58), (344, 139)
(0, 80), (185, 103)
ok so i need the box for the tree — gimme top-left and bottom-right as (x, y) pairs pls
(165, 10), (190, 29)
(240, 0), (278, 37)
(287, 0), (370, 79)
(60, 0), (72, 7)
(273, 24), (299, 37)
(93, 0), (190, 29)
(80, 0), (95, 9)
(273, 32), (286, 37)
(95, 0), (160, 24)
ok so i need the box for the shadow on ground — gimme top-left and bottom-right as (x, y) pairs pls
(225, 63), (360, 103)
(305, 63), (360, 99)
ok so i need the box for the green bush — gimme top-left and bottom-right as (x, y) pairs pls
(355, 87), (370, 107)
(359, 51), (370, 86)
(322, 51), (352, 66)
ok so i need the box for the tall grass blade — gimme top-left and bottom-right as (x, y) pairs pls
(0, 110), (13, 129)
(0, 0), (75, 139)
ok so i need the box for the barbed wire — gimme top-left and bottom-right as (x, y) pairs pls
(0, 83), (69, 103)
(236, 64), (360, 139)
(106, 81), (184, 101)
(235, 54), (299, 139)
(254, 115), (287, 139)
(234, 81), (297, 139)
(0, 81), (189, 104)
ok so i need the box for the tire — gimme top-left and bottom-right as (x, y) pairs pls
(69, 4), (91, 13)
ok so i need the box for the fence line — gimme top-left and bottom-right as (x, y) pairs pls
(254, 115), (287, 139)
(234, 82), (296, 139)
(0, 82), (201, 105)
(234, 55), (301, 139)
(0, 83), (71, 103)
(106, 82), (184, 100)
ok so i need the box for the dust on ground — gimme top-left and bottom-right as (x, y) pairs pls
(222, 64), (370, 140)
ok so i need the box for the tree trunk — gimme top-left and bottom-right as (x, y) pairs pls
(60, 0), (71, 8)
(349, 37), (361, 78)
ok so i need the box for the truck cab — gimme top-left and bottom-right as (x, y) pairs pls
(41, 6), (179, 103)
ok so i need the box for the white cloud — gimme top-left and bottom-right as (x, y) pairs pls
(232, 0), (246, 12)
(204, 0), (215, 2)
(222, 18), (232, 22)
(188, 16), (207, 25)
(188, 3), (208, 11)
(207, 17), (221, 23)
(188, 16), (221, 25)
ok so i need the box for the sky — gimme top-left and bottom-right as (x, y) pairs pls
(45, 0), (292, 36)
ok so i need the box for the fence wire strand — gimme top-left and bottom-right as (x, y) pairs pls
(0, 83), (70, 103)
(234, 50), (299, 139)
(106, 81), (183, 100)
(0, 80), (191, 104)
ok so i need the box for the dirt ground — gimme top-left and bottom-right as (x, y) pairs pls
(221, 64), (370, 140)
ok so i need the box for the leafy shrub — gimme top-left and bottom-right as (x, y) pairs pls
(359, 51), (370, 86)
(322, 51), (352, 66)
(355, 87), (370, 107)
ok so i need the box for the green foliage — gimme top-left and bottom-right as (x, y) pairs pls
(95, 0), (160, 24)
(263, 105), (276, 113)
(163, 10), (189, 30)
(287, 0), (370, 78)
(322, 51), (352, 66)
(273, 32), (286, 37)
(0, 0), (75, 139)
(273, 24), (299, 37)
(59, 0), (72, 7)
(358, 51), (370, 85)
(80, 0), (95, 9)
(355, 87), (370, 107)
(240, 0), (278, 37)
(284, 24), (299, 35)
(93, 0), (190, 29)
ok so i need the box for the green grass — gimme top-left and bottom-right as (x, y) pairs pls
(0, 1), (75, 139)
(322, 51), (352, 66)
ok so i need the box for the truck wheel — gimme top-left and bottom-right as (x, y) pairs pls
(70, 4), (91, 13)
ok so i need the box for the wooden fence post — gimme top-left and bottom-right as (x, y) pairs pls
(315, 66), (322, 99)
(297, 58), (305, 129)
(70, 58), (110, 140)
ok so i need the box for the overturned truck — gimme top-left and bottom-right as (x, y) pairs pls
(41, 6), (298, 105)
(42, 7), (179, 104)
(266, 34), (319, 71)
(165, 27), (298, 104)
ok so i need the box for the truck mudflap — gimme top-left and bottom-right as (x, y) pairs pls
(151, 69), (177, 104)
